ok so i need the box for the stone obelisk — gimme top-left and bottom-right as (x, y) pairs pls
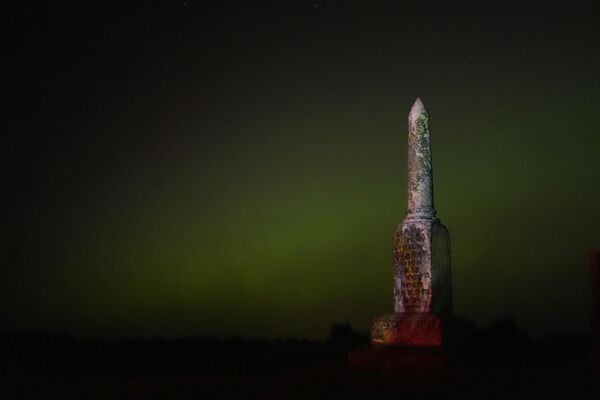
(371, 98), (452, 346)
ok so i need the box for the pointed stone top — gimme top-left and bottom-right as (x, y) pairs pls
(408, 97), (428, 125)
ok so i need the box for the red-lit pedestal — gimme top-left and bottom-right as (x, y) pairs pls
(348, 313), (446, 376)
(370, 313), (441, 346)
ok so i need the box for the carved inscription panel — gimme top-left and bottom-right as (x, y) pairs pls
(393, 223), (432, 313)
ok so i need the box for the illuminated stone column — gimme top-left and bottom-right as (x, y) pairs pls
(371, 98), (452, 346)
(406, 98), (435, 221)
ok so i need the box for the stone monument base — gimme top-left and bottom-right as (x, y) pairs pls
(348, 315), (476, 377)
(371, 313), (441, 346)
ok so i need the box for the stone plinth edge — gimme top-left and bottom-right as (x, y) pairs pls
(371, 313), (441, 346)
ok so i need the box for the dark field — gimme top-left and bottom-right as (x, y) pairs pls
(2, 320), (600, 399)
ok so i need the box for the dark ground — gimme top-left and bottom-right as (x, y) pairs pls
(1, 320), (599, 399)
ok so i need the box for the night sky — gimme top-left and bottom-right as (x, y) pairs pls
(5, 1), (600, 339)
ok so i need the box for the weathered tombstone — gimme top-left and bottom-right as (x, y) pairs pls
(370, 98), (452, 347)
(349, 99), (458, 375)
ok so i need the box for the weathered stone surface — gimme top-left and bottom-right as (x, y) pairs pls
(392, 220), (452, 316)
(391, 98), (452, 320)
(430, 223), (452, 317)
(393, 222), (432, 313)
(368, 98), (452, 347)
(406, 98), (435, 220)
(371, 313), (441, 346)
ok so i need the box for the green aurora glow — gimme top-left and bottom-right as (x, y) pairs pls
(5, 1), (600, 338)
